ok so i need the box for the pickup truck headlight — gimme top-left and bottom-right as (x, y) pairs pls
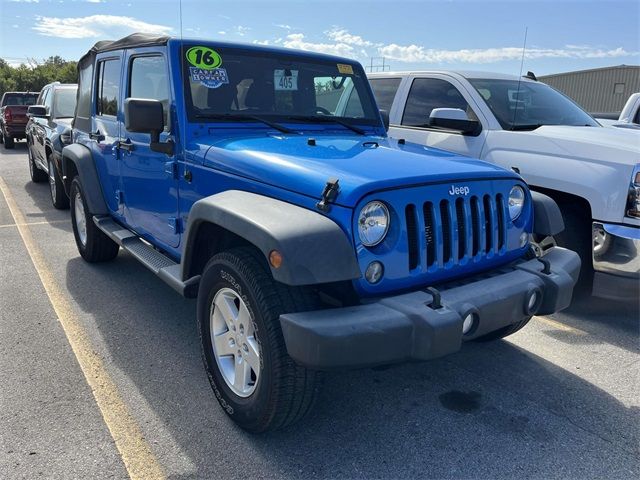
(358, 201), (390, 247)
(508, 185), (525, 221)
(626, 165), (640, 219)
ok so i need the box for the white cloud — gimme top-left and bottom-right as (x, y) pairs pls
(378, 43), (638, 64)
(282, 33), (356, 58)
(325, 28), (378, 48)
(233, 25), (251, 36)
(85, 0), (104, 3)
(32, 14), (172, 38)
(10, 0), (39, 3)
(274, 24), (292, 31)
(218, 31), (226, 35)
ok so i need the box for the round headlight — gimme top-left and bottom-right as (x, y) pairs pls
(508, 185), (525, 221)
(358, 201), (390, 247)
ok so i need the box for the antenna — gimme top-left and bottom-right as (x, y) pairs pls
(511, 27), (528, 129)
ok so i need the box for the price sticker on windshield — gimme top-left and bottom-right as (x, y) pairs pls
(274, 69), (298, 91)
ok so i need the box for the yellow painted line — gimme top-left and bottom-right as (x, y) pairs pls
(0, 220), (68, 229)
(533, 315), (588, 335)
(0, 176), (165, 480)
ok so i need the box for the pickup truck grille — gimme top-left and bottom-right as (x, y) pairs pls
(405, 194), (507, 271)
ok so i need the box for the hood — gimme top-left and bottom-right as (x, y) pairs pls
(529, 126), (640, 165)
(200, 134), (518, 207)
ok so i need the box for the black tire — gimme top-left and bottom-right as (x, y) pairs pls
(4, 135), (15, 149)
(475, 316), (532, 341)
(553, 203), (593, 296)
(28, 147), (47, 182)
(0, 130), (4, 144)
(197, 246), (321, 433)
(70, 177), (119, 262)
(48, 155), (69, 209)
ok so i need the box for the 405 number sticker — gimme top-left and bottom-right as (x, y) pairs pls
(186, 46), (229, 89)
(186, 46), (222, 69)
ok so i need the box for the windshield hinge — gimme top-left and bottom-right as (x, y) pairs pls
(316, 178), (340, 212)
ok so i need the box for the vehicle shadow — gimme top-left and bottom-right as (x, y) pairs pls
(64, 254), (639, 479)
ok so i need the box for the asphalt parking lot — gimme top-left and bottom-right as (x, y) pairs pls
(0, 142), (638, 479)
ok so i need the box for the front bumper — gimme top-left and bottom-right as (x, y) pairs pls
(280, 247), (580, 369)
(592, 222), (640, 301)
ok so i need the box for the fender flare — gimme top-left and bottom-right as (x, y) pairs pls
(182, 190), (361, 286)
(61, 143), (109, 215)
(531, 191), (565, 236)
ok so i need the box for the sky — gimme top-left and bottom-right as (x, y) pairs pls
(1, 0), (638, 75)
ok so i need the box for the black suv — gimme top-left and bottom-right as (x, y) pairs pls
(26, 82), (77, 208)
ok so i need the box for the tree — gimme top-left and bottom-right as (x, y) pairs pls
(0, 57), (78, 98)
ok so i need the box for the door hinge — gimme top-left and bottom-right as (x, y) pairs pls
(169, 217), (182, 234)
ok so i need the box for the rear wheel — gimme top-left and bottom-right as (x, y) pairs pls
(70, 177), (119, 262)
(4, 135), (14, 149)
(197, 247), (321, 433)
(28, 147), (47, 182)
(48, 156), (69, 209)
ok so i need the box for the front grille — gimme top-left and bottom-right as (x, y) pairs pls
(406, 194), (508, 271)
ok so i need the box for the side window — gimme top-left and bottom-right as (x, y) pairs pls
(401, 78), (474, 128)
(369, 78), (401, 113)
(36, 87), (48, 106)
(76, 61), (94, 131)
(96, 59), (121, 117)
(128, 55), (170, 129)
(43, 87), (54, 113)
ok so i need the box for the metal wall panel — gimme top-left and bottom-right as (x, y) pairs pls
(539, 66), (640, 114)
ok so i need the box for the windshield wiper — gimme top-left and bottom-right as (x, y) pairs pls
(509, 123), (544, 131)
(194, 112), (294, 134)
(286, 115), (366, 135)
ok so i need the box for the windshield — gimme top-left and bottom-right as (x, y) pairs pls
(182, 45), (380, 128)
(3, 93), (38, 106)
(468, 78), (598, 130)
(53, 87), (78, 118)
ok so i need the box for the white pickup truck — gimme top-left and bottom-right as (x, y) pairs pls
(368, 71), (640, 300)
(597, 92), (640, 130)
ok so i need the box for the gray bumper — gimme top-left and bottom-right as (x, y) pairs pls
(592, 222), (640, 301)
(280, 247), (580, 369)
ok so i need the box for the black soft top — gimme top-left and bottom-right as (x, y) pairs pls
(77, 33), (170, 69)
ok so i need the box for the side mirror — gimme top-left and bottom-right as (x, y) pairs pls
(124, 98), (173, 155)
(429, 108), (480, 135)
(379, 109), (390, 131)
(28, 105), (48, 118)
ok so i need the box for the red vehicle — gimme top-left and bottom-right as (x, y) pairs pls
(0, 91), (39, 149)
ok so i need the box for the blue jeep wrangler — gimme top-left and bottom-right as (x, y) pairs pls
(62, 33), (580, 432)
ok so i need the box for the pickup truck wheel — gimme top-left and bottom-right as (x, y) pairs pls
(0, 131), (4, 144)
(553, 203), (593, 296)
(70, 177), (119, 262)
(4, 135), (14, 149)
(475, 316), (532, 341)
(197, 247), (321, 433)
(48, 156), (69, 209)
(28, 147), (47, 182)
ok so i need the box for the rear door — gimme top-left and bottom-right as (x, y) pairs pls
(119, 48), (179, 248)
(91, 52), (124, 216)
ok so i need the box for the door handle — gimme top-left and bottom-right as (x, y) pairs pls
(116, 139), (134, 152)
(89, 130), (105, 142)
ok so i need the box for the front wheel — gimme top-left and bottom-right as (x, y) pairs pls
(197, 247), (321, 433)
(70, 177), (119, 262)
(28, 147), (47, 182)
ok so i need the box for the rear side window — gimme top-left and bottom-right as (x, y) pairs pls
(97, 59), (121, 117)
(369, 78), (401, 113)
(128, 55), (170, 128)
(401, 78), (471, 128)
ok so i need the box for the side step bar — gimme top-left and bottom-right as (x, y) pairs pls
(93, 216), (200, 298)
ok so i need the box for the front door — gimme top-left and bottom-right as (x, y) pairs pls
(389, 76), (487, 158)
(119, 50), (179, 248)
